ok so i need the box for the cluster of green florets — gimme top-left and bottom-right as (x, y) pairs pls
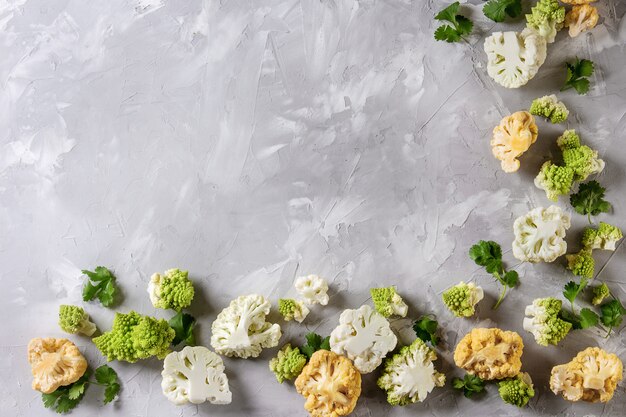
(525, 0), (565, 41)
(93, 311), (175, 362)
(582, 222), (623, 251)
(370, 286), (408, 317)
(269, 344), (307, 383)
(442, 282), (483, 318)
(58, 305), (97, 336)
(529, 95), (569, 124)
(152, 269), (195, 311)
(592, 283), (610, 306)
(277, 299), (308, 322)
(523, 297), (572, 346)
(498, 373), (535, 408)
(565, 249), (595, 279)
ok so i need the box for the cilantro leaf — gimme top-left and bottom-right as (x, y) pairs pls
(579, 308), (599, 329)
(95, 365), (121, 404)
(600, 300), (625, 336)
(570, 181), (612, 223)
(301, 332), (331, 359)
(483, 0), (522, 22)
(563, 278), (588, 307)
(452, 374), (486, 398)
(103, 383), (121, 404)
(67, 382), (86, 400)
(502, 270), (519, 287)
(413, 315), (439, 345)
(81, 266), (119, 307)
(435, 25), (461, 43)
(434, 2), (473, 43)
(469, 240), (503, 274)
(559, 308), (582, 330)
(435, 2), (459, 22)
(41, 373), (90, 414)
(168, 311), (196, 346)
(562, 58), (595, 95)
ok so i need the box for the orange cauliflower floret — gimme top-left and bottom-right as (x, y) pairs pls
(565, 5), (599, 38)
(454, 328), (524, 380)
(550, 347), (623, 403)
(295, 350), (361, 417)
(491, 111), (539, 173)
(560, 0), (596, 4)
(28, 338), (88, 394)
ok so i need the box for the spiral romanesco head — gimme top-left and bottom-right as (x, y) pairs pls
(131, 316), (175, 360)
(58, 305), (96, 336)
(370, 286), (408, 317)
(556, 129), (580, 150)
(534, 162), (574, 201)
(154, 269), (195, 311)
(592, 283), (610, 306)
(566, 250), (595, 279)
(442, 282), (483, 318)
(498, 373), (535, 407)
(269, 344), (307, 383)
(529, 95), (569, 124)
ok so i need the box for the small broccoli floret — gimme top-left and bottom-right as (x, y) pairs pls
(148, 269), (195, 311)
(523, 298), (572, 346)
(529, 95), (569, 124)
(526, 0), (566, 43)
(582, 222), (623, 251)
(93, 311), (175, 362)
(534, 161), (574, 201)
(592, 283), (610, 306)
(370, 286), (408, 318)
(442, 282), (484, 318)
(566, 249), (595, 279)
(58, 305), (97, 336)
(498, 373), (535, 407)
(278, 299), (309, 323)
(269, 344), (307, 383)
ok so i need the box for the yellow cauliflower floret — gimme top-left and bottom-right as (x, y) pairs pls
(28, 338), (88, 394)
(565, 5), (599, 38)
(454, 328), (524, 380)
(560, 0), (596, 4)
(550, 347), (623, 403)
(491, 111), (539, 173)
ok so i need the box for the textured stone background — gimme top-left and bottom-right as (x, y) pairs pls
(1, 0), (625, 416)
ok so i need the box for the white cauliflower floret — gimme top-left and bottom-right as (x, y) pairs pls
(484, 29), (547, 89)
(210, 294), (282, 358)
(294, 275), (329, 306)
(512, 205), (571, 263)
(161, 346), (232, 405)
(330, 305), (397, 374)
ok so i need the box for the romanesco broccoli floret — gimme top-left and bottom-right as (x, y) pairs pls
(442, 282), (484, 318)
(582, 222), (623, 251)
(526, 0), (566, 43)
(556, 130), (604, 181)
(370, 286), (408, 317)
(58, 305), (97, 336)
(529, 95), (569, 124)
(592, 283), (610, 306)
(269, 344), (307, 383)
(498, 373), (535, 407)
(93, 311), (175, 362)
(148, 268), (195, 311)
(566, 249), (595, 279)
(534, 161), (574, 201)
(278, 299), (309, 323)
(523, 298), (572, 346)
(556, 129), (580, 150)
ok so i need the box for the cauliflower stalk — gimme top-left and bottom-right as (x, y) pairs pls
(295, 275), (329, 306)
(93, 311), (175, 362)
(498, 373), (535, 407)
(454, 328), (524, 380)
(484, 29), (547, 88)
(442, 281), (484, 318)
(592, 283), (610, 306)
(278, 299), (310, 323)
(161, 346), (232, 405)
(523, 298), (572, 346)
(330, 305), (397, 374)
(28, 338), (88, 394)
(58, 305), (97, 336)
(370, 286), (408, 317)
(210, 294), (281, 358)
(512, 205), (571, 263)
(526, 0), (566, 43)
(529, 95), (569, 124)
(491, 111), (539, 172)
(377, 338), (445, 406)
(295, 350), (361, 417)
(565, 5), (599, 38)
(148, 268), (195, 311)
(269, 344), (307, 383)
(550, 347), (623, 403)
(582, 222), (623, 251)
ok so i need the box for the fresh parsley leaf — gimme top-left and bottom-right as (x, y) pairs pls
(579, 308), (599, 329)
(483, 0), (522, 22)
(434, 2), (473, 43)
(502, 270), (519, 287)
(42, 391), (62, 409)
(67, 382), (86, 400)
(95, 365), (121, 404)
(413, 315), (439, 345)
(469, 240), (503, 275)
(169, 311), (196, 346)
(81, 266), (119, 307)
(600, 300), (626, 336)
(559, 308), (582, 330)
(570, 181), (611, 223)
(561, 58), (595, 95)
(563, 278), (588, 309)
(452, 374), (486, 398)
(41, 372), (90, 414)
(301, 332), (331, 359)
(103, 383), (121, 404)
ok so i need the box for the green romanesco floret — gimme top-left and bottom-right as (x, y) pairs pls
(592, 283), (610, 306)
(557, 130), (605, 181)
(566, 249), (595, 279)
(370, 286), (408, 318)
(529, 95), (569, 124)
(498, 373), (535, 407)
(526, 0), (566, 42)
(582, 222), (623, 251)
(269, 344), (307, 383)
(442, 282), (484, 318)
(93, 311), (175, 362)
(148, 268), (195, 311)
(377, 338), (445, 406)
(534, 161), (574, 201)
(523, 297), (572, 346)
(58, 305), (97, 336)
(278, 298), (309, 323)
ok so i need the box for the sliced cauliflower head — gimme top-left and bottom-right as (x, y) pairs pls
(295, 350), (361, 417)
(295, 275), (329, 306)
(491, 111), (539, 172)
(565, 5), (599, 38)
(330, 305), (397, 373)
(210, 294), (282, 358)
(377, 338), (446, 406)
(161, 346), (232, 405)
(512, 205), (571, 263)
(550, 347), (623, 403)
(454, 328), (524, 380)
(28, 338), (88, 394)
(484, 30), (547, 89)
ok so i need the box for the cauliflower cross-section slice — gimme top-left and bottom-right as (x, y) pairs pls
(295, 275), (329, 306)
(28, 338), (88, 394)
(512, 205), (571, 263)
(161, 346), (232, 405)
(210, 294), (281, 358)
(330, 305), (397, 373)
(491, 111), (538, 173)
